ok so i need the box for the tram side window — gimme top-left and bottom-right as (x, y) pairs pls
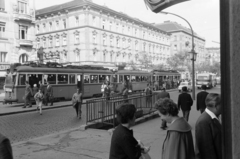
(106, 75), (110, 83)
(136, 76), (141, 82)
(131, 75), (136, 82)
(84, 75), (90, 83)
(119, 75), (123, 83)
(99, 75), (106, 83)
(124, 75), (130, 82)
(28, 74), (43, 87)
(70, 74), (76, 84)
(90, 75), (98, 83)
(44, 74), (56, 84)
(112, 75), (118, 82)
(18, 74), (26, 85)
(58, 74), (68, 84)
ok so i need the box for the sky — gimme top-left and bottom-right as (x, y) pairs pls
(35, 0), (220, 48)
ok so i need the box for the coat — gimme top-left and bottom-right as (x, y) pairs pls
(178, 92), (193, 111)
(46, 84), (53, 96)
(196, 91), (209, 111)
(0, 133), (13, 159)
(39, 84), (45, 94)
(195, 111), (222, 159)
(156, 91), (170, 100)
(25, 85), (33, 98)
(162, 117), (195, 159)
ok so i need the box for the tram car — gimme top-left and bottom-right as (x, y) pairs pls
(4, 63), (113, 103)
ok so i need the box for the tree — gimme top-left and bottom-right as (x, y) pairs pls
(128, 60), (139, 70)
(138, 51), (153, 70)
(152, 63), (166, 70)
(167, 51), (189, 71)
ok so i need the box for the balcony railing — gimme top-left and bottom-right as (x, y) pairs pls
(19, 39), (33, 46)
(13, 5), (35, 22)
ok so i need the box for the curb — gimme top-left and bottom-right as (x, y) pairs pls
(0, 103), (72, 116)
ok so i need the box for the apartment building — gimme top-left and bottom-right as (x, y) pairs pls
(35, 0), (171, 68)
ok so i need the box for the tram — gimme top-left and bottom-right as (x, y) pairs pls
(3, 63), (181, 103)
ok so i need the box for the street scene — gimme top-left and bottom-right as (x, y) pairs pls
(0, 0), (222, 159)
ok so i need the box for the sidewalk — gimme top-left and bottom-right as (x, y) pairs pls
(12, 108), (198, 159)
(0, 89), (178, 116)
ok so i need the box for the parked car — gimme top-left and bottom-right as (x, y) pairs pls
(178, 82), (192, 92)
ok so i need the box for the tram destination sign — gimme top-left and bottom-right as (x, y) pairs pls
(0, 64), (10, 70)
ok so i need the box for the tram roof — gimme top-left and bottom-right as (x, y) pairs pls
(117, 70), (151, 75)
(153, 70), (181, 76)
(15, 66), (113, 74)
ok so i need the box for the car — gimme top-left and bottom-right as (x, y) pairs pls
(178, 82), (192, 92)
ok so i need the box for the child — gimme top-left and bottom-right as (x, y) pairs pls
(34, 89), (44, 115)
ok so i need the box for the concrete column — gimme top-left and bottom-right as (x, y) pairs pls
(220, 0), (240, 158)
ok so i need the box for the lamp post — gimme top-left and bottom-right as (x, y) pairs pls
(160, 11), (197, 100)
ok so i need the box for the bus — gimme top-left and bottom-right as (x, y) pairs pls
(196, 73), (217, 89)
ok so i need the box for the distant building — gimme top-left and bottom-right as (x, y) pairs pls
(155, 21), (206, 64)
(0, 0), (36, 82)
(35, 0), (171, 69)
(206, 47), (220, 65)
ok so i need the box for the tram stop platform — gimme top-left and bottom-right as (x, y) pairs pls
(0, 89), (178, 116)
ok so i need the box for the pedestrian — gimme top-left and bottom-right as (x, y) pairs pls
(0, 133), (13, 159)
(154, 98), (195, 159)
(177, 86), (193, 122)
(195, 93), (222, 159)
(156, 88), (170, 130)
(72, 88), (83, 119)
(154, 80), (159, 91)
(144, 83), (152, 107)
(34, 89), (44, 115)
(22, 81), (33, 108)
(46, 81), (53, 106)
(162, 82), (166, 90)
(196, 85), (209, 114)
(101, 82), (106, 97)
(39, 81), (46, 105)
(109, 103), (150, 159)
(104, 82), (111, 100)
(32, 84), (38, 96)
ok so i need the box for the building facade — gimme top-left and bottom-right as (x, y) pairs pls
(206, 47), (220, 65)
(35, 0), (171, 69)
(0, 0), (36, 69)
(155, 21), (206, 64)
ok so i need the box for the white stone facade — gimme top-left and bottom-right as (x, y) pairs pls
(35, 1), (171, 69)
(0, 0), (36, 69)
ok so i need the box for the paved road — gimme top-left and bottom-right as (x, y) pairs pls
(0, 87), (220, 144)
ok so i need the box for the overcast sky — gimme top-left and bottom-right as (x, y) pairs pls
(35, 0), (220, 48)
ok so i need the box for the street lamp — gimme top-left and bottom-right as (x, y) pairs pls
(160, 11), (197, 100)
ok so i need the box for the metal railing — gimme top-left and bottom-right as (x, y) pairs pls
(86, 92), (159, 128)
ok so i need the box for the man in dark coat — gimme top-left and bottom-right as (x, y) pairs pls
(0, 133), (13, 159)
(23, 81), (33, 108)
(156, 88), (170, 130)
(46, 81), (53, 106)
(197, 85), (209, 113)
(177, 86), (193, 122)
(195, 93), (222, 159)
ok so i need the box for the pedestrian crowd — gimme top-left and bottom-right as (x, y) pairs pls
(0, 81), (222, 159)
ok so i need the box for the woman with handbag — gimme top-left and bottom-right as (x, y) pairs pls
(34, 89), (44, 115)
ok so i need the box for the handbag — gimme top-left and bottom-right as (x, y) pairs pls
(144, 0), (189, 13)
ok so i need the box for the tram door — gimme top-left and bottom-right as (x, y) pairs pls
(77, 74), (84, 93)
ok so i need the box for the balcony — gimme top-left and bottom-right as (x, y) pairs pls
(13, 6), (35, 22)
(19, 39), (33, 47)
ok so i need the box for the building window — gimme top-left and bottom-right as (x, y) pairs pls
(143, 44), (146, 51)
(56, 21), (59, 30)
(55, 36), (59, 47)
(36, 40), (40, 48)
(135, 29), (137, 35)
(122, 40), (125, 48)
(63, 19), (66, 29)
(128, 27), (130, 34)
(116, 23), (118, 32)
(0, 52), (7, 62)
(92, 16), (96, 27)
(110, 38), (113, 47)
(75, 16), (79, 26)
(19, 25), (27, 40)
(62, 36), (67, 45)
(122, 25), (124, 33)
(49, 38), (53, 47)
(43, 39), (46, 48)
(49, 22), (52, 31)
(18, 1), (27, 14)
(36, 25), (39, 34)
(0, 23), (5, 38)
(103, 37), (106, 46)
(75, 34), (79, 44)
(116, 38), (119, 47)
(103, 53), (106, 62)
(42, 23), (45, 32)
(102, 19), (105, 29)
(93, 34), (97, 44)
(110, 53), (113, 62)
(109, 21), (112, 31)
(75, 50), (80, 62)
(0, 0), (5, 11)
(143, 31), (145, 38)
(19, 54), (28, 63)
(93, 50), (97, 61)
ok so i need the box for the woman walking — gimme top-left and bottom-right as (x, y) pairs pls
(72, 88), (83, 119)
(34, 89), (44, 115)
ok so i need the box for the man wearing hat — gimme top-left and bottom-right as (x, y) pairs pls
(196, 85), (209, 114)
